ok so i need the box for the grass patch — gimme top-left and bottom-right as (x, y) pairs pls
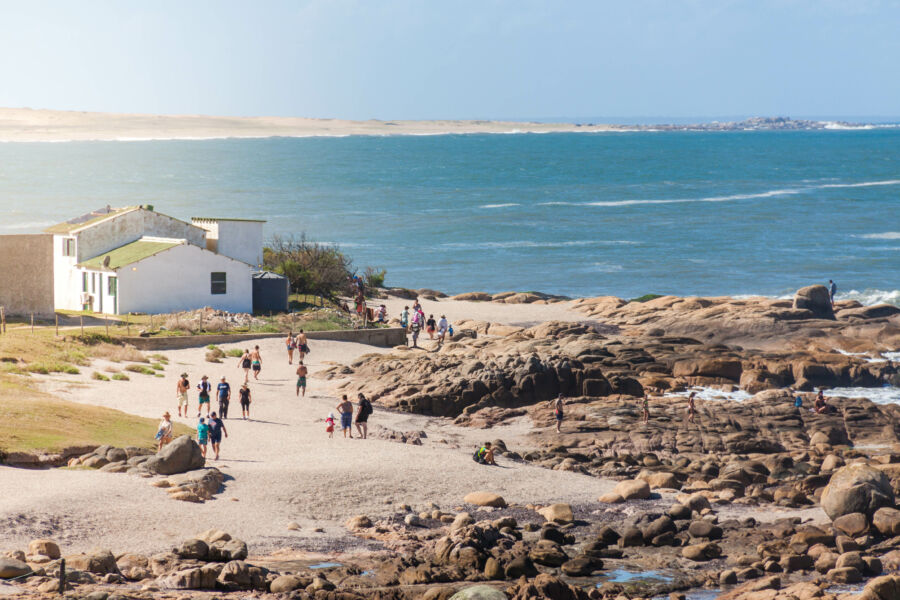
(91, 372), (110, 381)
(149, 353), (169, 364)
(124, 364), (156, 376)
(0, 375), (191, 455)
(149, 362), (165, 371)
(25, 361), (80, 375)
(225, 349), (244, 358)
(111, 373), (130, 381)
(86, 341), (148, 363)
(629, 294), (664, 303)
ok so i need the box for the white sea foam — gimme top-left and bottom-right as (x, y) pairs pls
(858, 232), (900, 240)
(537, 179), (900, 208)
(441, 240), (638, 249)
(837, 289), (900, 306)
(664, 387), (752, 402)
(590, 262), (624, 273)
(826, 386), (900, 405)
(479, 203), (521, 208)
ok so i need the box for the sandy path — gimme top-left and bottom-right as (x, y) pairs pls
(1, 336), (615, 556)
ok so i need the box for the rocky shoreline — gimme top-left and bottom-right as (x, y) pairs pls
(3, 285), (900, 599)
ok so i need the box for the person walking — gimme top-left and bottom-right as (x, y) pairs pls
(197, 417), (209, 458)
(336, 394), (354, 438)
(217, 376), (231, 419)
(296, 330), (310, 360)
(437, 314), (449, 344)
(296, 361), (308, 397)
(400, 306), (409, 330)
(410, 313), (421, 348)
(197, 375), (212, 417)
(239, 383), (252, 419)
(176, 373), (190, 417)
(829, 280), (837, 305)
(285, 333), (297, 364)
(552, 394), (565, 433)
(687, 391), (696, 423)
(156, 412), (173, 451)
(250, 345), (262, 380)
(325, 412), (335, 438)
(355, 393), (372, 439)
(208, 411), (228, 460)
(238, 349), (252, 383)
(426, 314), (436, 340)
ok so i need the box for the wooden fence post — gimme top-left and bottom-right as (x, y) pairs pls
(55, 313), (59, 337)
(58, 558), (66, 594)
(127, 313), (131, 336)
(80, 315), (84, 337)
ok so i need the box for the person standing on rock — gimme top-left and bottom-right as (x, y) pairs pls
(687, 391), (696, 423)
(238, 349), (252, 383)
(176, 373), (190, 418)
(197, 417), (209, 458)
(217, 376), (231, 419)
(285, 332), (297, 364)
(197, 375), (212, 417)
(829, 280), (837, 305)
(410, 314), (421, 348)
(355, 393), (372, 439)
(208, 412), (228, 460)
(296, 361), (308, 397)
(239, 383), (252, 419)
(250, 345), (263, 380)
(156, 412), (173, 451)
(642, 394), (650, 424)
(336, 394), (354, 438)
(551, 394), (565, 433)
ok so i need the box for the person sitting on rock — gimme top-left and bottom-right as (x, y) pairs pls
(473, 442), (495, 465)
(814, 390), (829, 414)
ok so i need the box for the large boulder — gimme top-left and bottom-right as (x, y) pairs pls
(449, 585), (507, 600)
(65, 549), (119, 575)
(27, 539), (60, 560)
(463, 491), (507, 508)
(860, 575), (900, 600)
(793, 285), (835, 319)
(614, 479), (651, 500)
(537, 503), (574, 524)
(0, 558), (30, 579)
(821, 464), (894, 521)
(143, 435), (205, 475)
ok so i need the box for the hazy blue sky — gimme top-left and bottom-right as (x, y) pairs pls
(0, 0), (897, 120)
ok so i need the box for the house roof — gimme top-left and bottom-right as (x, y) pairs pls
(192, 217), (266, 223)
(44, 206), (140, 234)
(79, 238), (183, 271)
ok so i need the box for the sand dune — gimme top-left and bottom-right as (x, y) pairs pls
(0, 107), (617, 142)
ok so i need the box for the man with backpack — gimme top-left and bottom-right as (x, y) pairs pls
(473, 442), (496, 465)
(355, 393), (373, 439)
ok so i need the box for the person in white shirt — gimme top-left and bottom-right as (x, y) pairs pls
(437, 315), (449, 343)
(156, 412), (173, 451)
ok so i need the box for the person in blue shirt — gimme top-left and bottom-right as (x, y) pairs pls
(197, 417), (209, 458)
(217, 377), (231, 419)
(829, 280), (837, 305)
(208, 411), (228, 460)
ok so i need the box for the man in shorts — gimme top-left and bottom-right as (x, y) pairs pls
(208, 411), (228, 460)
(197, 375), (212, 417)
(250, 345), (262, 380)
(176, 373), (190, 417)
(296, 361), (308, 397)
(336, 394), (354, 438)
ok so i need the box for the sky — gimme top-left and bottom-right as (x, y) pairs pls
(0, 0), (898, 121)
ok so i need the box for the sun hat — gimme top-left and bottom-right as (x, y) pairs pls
(180, 372), (188, 378)
(163, 411), (171, 418)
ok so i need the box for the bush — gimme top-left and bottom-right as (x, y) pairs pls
(364, 266), (387, 289)
(206, 344), (219, 350)
(111, 373), (130, 381)
(225, 349), (244, 358)
(149, 353), (169, 364)
(629, 294), (664, 303)
(92, 371), (110, 381)
(264, 234), (353, 301)
(205, 347), (225, 363)
(89, 342), (148, 363)
(124, 364), (156, 375)
(149, 362), (165, 371)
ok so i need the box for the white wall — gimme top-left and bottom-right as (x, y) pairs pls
(76, 208), (206, 262)
(53, 235), (80, 310)
(116, 244), (252, 314)
(202, 220), (263, 267)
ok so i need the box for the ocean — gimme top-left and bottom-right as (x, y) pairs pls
(1, 130), (898, 303)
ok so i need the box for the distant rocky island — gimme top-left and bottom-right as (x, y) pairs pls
(588, 116), (881, 132)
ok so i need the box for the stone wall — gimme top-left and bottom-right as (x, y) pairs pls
(120, 327), (407, 350)
(0, 234), (54, 316)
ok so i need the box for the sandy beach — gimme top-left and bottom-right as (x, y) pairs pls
(0, 108), (619, 143)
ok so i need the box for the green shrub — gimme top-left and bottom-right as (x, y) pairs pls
(150, 362), (165, 371)
(124, 364), (156, 375)
(225, 349), (244, 358)
(92, 372), (110, 381)
(206, 344), (219, 350)
(629, 294), (664, 303)
(111, 373), (130, 381)
(364, 266), (387, 289)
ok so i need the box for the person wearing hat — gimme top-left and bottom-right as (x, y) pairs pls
(156, 412), (173, 451)
(197, 375), (212, 417)
(437, 314), (450, 343)
(176, 373), (190, 417)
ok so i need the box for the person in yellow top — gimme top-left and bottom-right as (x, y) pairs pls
(156, 412), (173, 451)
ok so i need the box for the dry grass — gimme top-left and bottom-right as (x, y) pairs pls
(87, 342), (148, 363)
(0, 374), (190, 455)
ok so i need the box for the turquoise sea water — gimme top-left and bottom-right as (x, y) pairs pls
(0, 130), (897, 302)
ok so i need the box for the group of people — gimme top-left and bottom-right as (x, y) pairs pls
(327, 393), (373, 439)
(400, 299), (452, 348)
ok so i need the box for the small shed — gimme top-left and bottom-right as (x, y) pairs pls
(252, 271), (290, 313)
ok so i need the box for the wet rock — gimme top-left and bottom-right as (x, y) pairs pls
(561, 555), (603, 576)
(528, 541), (569, 567)
(504, 555), (538, 579)
(682, 542), (722, 561)
(827, 566), (863, 583)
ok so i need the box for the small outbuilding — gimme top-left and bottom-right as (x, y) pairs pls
(252, 271), (290, 313)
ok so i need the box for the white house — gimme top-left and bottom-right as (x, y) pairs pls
(46, 206), (263, 314)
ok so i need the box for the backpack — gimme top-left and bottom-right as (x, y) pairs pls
(361, 399), (373, 417)
(472, 447), (486, 463)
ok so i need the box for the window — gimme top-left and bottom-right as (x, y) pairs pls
(62, 238), (76, 257)
(82, 272), (88, 292)
(108, 276), (117, 296)
(211, 272), (227, 295)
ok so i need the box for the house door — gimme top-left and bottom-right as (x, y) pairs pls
(108, 276), (117, 314)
